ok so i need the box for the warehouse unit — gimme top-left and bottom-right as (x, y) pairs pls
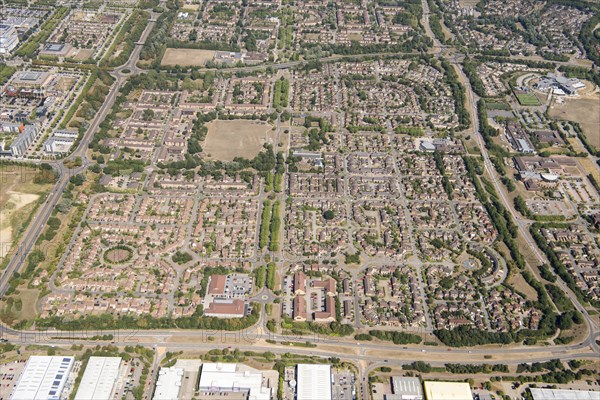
(296, 364), (332, 400)
(388, 376), (423, 400)
(11, 356), (74, 400)
(153, 367), (184, 400)
(423, 381), (472, 400)
(74, 357), (122, 400)
(530, 388), (600, 400)
(198, 362), (276, 400)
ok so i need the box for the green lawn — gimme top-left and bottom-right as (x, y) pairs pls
(486, 101), (511, 110)
(515, 93), (541, 106)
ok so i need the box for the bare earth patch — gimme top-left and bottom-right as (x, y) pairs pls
(204, 120), (276, 161)
(0, 191), (40, 258)
(161, 48), (216, 67)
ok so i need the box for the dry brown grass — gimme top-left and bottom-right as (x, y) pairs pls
(204, 120), (276, 161)
(161, 48), (216, 67)
(0, 167), (52, 258)
(549, 94), (600, 147)
(507, 273), (538, 301)
(74, 48), (93, 61)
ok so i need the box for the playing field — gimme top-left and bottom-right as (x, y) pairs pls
(515, 93), (541, 106)
(204, 120), (276, 161)
(549, 95), (600, 147)
(161, 48), (216, 67)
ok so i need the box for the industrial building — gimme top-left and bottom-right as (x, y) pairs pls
(153, 367), (184, 400)
(529, 388), (600, 400)
(0, 24), (19, 55)
(386, 377), (423, 400)
(11, 356), (75, 400)
(198, 362), (276, 400)
(296, 364), (332, 400)
(74, 357), (122, 400)
(422, 381), (472, 400)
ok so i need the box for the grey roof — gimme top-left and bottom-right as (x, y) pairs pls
(530, 388), (600, 400)
(391, 376), (423, 396)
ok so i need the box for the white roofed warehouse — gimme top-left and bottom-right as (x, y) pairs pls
(74, 356), (122, 400)
(153, 367), (184, 400)
(530, 388), (600, 400)
(198, 362), (276, 400)
(296, 364), (332, 400)
(11, 356), (74, 400)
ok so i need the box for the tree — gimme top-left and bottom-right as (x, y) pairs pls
(69, 174), (85, 186)
(323, 210), (335, 220)
(142, 109), (155, 121)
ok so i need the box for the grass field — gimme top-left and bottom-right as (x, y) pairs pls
(507, 273), (538, 301)
(486, 102), (511, 111)
(73, 48), (93, 61)
(549, 96), (600, 148)
(161, 48), (216, 67)
(204, 120), (276, 161)
(515, 93), (541, 106)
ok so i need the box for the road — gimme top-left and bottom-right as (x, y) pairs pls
(455, 63), (600, 356)
(418, 0), (599, 357)
(0, 6), (598, 398)
(0, 13), (157, 298)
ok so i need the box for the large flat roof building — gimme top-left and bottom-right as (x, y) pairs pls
(386, 377), (423, 400)
(198, 362), (275, 400)
(296, 364), (332, 400)
(44, 136), (76, 155)
(423, 381), (472, 400)
(535, 73), (583, 96)
(153, 367), (184, 400)
(11, 70), (52, 88)
(74, 357), (122, 400)
(530, 388), (600, 400)
(11, 356), (74, 400)
(0, 24), (19, 55)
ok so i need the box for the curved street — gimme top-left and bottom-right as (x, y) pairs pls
(0, 4), (598, 398)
